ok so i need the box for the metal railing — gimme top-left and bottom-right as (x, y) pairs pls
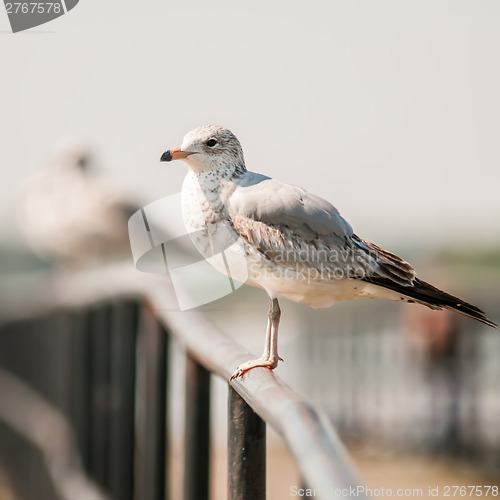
(0, 264), (369, 500)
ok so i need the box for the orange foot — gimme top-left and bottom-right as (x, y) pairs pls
(230, 356), (283, 380)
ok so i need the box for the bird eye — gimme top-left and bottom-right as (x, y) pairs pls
(206, 138), (217, 147)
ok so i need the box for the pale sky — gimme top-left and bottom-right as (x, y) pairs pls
(1, 0), (499, 249)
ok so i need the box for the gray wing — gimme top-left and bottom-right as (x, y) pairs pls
(229, 177), (353, 240)
(228, 176), (416, 285)
(227, 174), (497, 328)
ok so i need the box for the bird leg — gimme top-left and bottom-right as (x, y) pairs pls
(230, 298), (283, 380)
(270, 298), (284, 363)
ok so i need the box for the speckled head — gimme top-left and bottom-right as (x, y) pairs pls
(160, 125), (246, 173)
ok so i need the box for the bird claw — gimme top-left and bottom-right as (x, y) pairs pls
(229, 369), (244, 381)
(230, 356), (280, 380)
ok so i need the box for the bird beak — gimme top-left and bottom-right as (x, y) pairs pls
(160, 148), (195, 162)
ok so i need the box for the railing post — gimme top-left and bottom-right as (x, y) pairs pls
(88, 304), (112, 490)
(184, 352), (211, 500)
(70, 308), (92, 472)
(137, 303), (169, 500)
(109, 300), (139, 500)
(228, 386), (266, 500)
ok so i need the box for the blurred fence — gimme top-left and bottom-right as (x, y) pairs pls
(290, 298), (500, 468)
(0, 266), (368, 500)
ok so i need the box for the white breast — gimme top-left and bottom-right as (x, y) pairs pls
(181, 170), (251, 283)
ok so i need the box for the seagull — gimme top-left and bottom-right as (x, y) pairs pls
(160, 125), (497, 379)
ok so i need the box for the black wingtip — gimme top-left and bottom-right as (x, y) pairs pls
(477, 316), (498, 329)
(363, 276), (498, 329)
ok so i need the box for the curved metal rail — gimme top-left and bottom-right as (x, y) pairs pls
(0, 264), (369, 500)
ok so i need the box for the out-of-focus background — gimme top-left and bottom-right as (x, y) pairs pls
(1, 1), (499, 499)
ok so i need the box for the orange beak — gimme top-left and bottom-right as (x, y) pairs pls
(160, 148), (195, 162)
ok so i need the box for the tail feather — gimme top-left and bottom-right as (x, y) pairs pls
(362, 276), (498, 328)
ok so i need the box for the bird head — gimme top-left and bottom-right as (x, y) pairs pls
(160, 125), (245, 172)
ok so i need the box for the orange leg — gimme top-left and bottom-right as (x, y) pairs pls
(230, 298), (283, 380)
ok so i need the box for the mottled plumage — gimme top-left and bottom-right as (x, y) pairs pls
(161, 125), (497, 378)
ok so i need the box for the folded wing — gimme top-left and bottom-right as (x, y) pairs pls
(227, 176), (497, 327)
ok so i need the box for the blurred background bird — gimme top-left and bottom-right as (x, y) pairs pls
(18, 137), (139, 268)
